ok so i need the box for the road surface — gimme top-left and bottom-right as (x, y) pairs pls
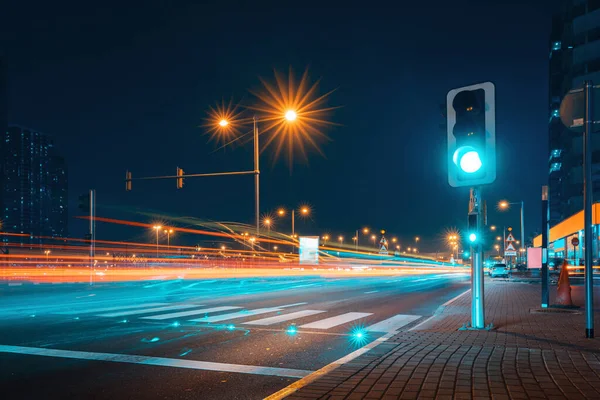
(0, 272), (469, 399)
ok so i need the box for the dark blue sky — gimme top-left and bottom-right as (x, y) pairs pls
(4, 0), (560, 250)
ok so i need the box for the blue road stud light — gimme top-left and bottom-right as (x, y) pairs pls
(286, 325), (297, 335)
(447, 82), (496, 187)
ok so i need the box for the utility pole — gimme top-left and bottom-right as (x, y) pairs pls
(89, 189), (96, 268)
(583, 81), (594, 338)
(254, 116), (260, 237)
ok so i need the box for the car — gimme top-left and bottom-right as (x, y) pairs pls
(548, 257), (564, 271)
(490, 263), (509, 278)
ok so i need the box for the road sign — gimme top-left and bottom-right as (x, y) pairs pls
(506, 233), (516, 242)
(505, 242), (517, 256)
(379, 235), (389, 255)
(571, 237), (579, 247)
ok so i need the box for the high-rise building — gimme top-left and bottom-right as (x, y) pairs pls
(0, 57), (7, 238)
(549, 0), (600, 226)
(1, 125), (68, 243)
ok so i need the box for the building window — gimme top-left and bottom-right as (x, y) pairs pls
(551, 149), (562, 159)
(550, 162), (562, 173)
(552, 41), (562, 51)
(552, 109), (560, 118)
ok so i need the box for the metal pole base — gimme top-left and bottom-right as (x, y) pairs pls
(459, 322), (495, 331)
(586, 328), (594, 339)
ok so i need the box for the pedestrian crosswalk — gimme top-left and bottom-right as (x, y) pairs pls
(54, 301), (422, 333)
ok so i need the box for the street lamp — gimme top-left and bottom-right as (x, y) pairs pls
(371, 234), (376, 247)
(44, 250), (51, 262)
(498, 200), (525, 251)
(494, 244), (500, 255)
(152, 225), (162, 256)
(213, 110), (299, 237)
(322, 234), (330, 246)
(163, 229), (174, 251)
(338, 236), (344, 246)
(276, 206), (310, 237)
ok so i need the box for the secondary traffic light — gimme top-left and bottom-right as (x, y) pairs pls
(125, 170), (132, 191)
(176, 167), (184, 189)
(447, 82), (496, 187)
(467, 213), (479, 244)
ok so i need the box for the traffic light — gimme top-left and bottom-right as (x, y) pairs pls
(125, 170), (132, 191)
(447, 82), (496, 187)
(467, 213), (478, 244)
(176, 167), (184, 189)
(78, 193), (90, 212)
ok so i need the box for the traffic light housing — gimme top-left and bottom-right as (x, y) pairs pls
(467, 213), (479, 244)
(176, 167), (184, 189)
(447, 82), (496, 187)
(125, 170), (132, 191)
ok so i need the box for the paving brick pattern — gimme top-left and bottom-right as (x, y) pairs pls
(287, 281), (600, 400)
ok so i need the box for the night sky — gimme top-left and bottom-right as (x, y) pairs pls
(4, 0), (561, 250)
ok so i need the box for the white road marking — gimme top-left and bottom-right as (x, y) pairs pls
(97, 304), (199, 317)
(141, 306), (241, 320)
(55, 303), (168, 315)
(300, 312), (372, 330)
(0, 345), (311, 378)
(366, 314), (421, 333)
(277, 302), (308, 308)
(364, 290), (379, 294)
(243, 310), (326, 326)
(190, 307), (282, 323)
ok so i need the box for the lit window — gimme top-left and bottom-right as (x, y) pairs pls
(552, 109), (560, 118)
(552, 41), (561, 51)
(550, 162), (562, 172)
(551, 149), (562, 159)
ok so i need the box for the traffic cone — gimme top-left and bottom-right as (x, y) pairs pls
(555, 260), (573, 306)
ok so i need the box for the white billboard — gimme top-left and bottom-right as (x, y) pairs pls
(299, 236), (319, 265)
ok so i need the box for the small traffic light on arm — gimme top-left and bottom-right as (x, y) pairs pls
(176, 167), (184, 189)
(125, 170), (132, 191)
(447, 82), (496, 187)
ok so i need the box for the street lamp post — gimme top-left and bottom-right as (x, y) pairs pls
(164, 229), (173, 251)
(277, 206), (309, 237)
(153, 225), (162, 257)
(338, 236), (344, 246)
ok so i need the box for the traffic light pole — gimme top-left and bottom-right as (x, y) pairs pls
(460, 187), (493, 331)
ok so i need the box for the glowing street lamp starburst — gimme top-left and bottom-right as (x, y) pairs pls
(204, 98), (245, 145)
(249, 67), (339, 167)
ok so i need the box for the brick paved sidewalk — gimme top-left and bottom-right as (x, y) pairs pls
(285, 281), (600, 400)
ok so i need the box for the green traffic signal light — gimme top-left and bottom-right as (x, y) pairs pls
(453, 146), (482, 173)
(468, 233), (477, 243)
(446, 82), (496, 187)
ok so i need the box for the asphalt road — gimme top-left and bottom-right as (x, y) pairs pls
(0, 272), (469, 399)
